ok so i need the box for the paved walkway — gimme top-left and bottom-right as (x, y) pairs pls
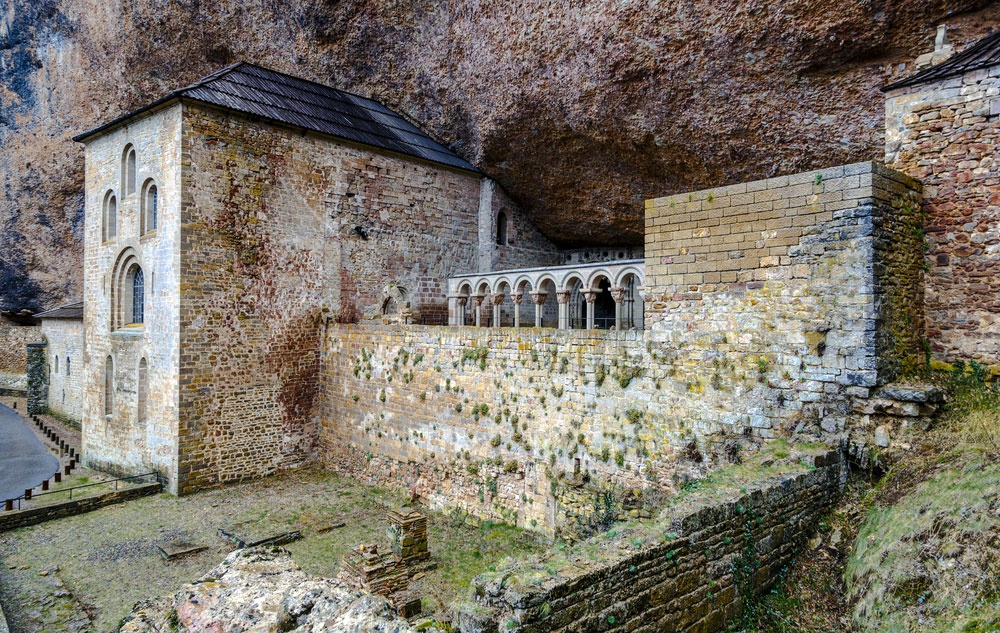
(0, 403), (59, 501)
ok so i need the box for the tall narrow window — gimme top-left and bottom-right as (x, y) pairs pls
(122, 145), (136, 196)
(66, 357), (70, 376)
(54, 356), (59, 374)
(104, 356), (114, 417)
(496, 211), (508, 246)
(103, 191), (117, 241)
(131, 267), (145, 324)
(137, 358), (148, 423)
(142, 182), (158, 233)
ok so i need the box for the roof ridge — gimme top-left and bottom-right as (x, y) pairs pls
(883, 27), (1000, 92)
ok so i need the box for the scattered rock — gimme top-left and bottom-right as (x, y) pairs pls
(117, 547), (428, 632)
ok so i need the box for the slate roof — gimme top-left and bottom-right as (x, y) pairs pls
(34, 301), (84, 320)
(884, 28), (1000, 91)
(74, 63), (478, 173)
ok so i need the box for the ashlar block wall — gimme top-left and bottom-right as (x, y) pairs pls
(645, 161), (926, 399)
(174, 104), (486, 493)
(42, 319), (84, 423)
(318, 163), (924, 534)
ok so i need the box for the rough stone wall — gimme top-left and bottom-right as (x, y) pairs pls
(460, 452), (843, 633)
(645, 162), (925, 401)
(885, 66), (1000, 363)
(0, 322), (41, 389)
(175, 103), (484, 493)
(81, 105), (183, 488)
(479, 179), (562, 273)
(319, 324), (825, 534)
(41, 318), (84, 423)
(26, 343), (47, 415)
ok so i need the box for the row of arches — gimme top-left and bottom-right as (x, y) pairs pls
(450, 265), (644, 330)
(102, 144), (159, 242)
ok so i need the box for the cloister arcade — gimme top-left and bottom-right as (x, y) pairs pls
(448, 260), (645, 330)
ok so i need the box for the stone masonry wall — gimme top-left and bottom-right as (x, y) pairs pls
(459, 451), (842, 633)
(885, 66), (1000, 363)
(645, 161), (925, 401)
(42, 319), (84, 423)
(176, 104), (485, 493)
(26, 343), (47, 415)
(0, 322), (41, 389)
(479, 179), (562, 274)
(81, 104), (183, 488)
(320, 323), (846, 535)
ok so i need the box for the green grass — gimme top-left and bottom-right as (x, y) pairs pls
(844, 363), (1000, 632)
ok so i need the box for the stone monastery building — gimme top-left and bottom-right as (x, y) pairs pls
(24, 29), (1000, 532)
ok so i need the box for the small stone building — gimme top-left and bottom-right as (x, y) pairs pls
(884, 28), (1000, 363)
(32, 302), (84, 423)
(72, 63), (557, 493)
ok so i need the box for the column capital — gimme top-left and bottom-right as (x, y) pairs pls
(491, 292), (506, 306)
(529, 291), (549, 305)
(556, 290), (572, 305)
(472, 294), (486, 307)
(581, 289), (599, 304)
(511, 292), (523, 305)
(609, 286), (626, 303)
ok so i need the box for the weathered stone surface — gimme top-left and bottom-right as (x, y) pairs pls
(3, 1), (1000, 309)
(886, 55), (1000, 362)
(117, 548), (423, 633)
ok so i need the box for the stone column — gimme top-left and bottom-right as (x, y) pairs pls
(610, 286), (626, 330)
(491, 292), (506, 328)
(530, 291), (548, 327)
(472, 295), (486, 327)
(455, 296), (468, 327)
(581, 290), (599, 330)
(556, 290), (572, 330)
(26, 342), (48, 415)
(511, 292), (523, 328)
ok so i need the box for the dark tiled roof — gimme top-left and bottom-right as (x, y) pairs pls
(75, 63), (478, 174)
(884, 29), (1000, 91)
(34, 301), (83, 320)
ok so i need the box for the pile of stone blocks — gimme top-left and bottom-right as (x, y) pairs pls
(338, 510), (432, 618)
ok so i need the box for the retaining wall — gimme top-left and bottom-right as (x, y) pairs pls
(0, 482), (162, 532)
(457, 450), (843, 633)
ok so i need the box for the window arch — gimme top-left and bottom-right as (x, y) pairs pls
(137, 358), (148, 423)
(104, 356), (114, 417)
(122, 145), (137, 196)
(496, 211), (508, 246)
(141, 179), (158, 234)
(103, 190), (117, 241)
(110, 248), (147, 330)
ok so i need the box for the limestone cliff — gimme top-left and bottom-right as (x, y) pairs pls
(2, 0), (999, 310)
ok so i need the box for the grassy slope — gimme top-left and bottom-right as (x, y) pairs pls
(752, 365), (1000, 633)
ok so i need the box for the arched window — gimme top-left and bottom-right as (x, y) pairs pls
(141, 180), (158, 234)
(103, 191), (117, 241)
(496, 211), (508, 246)
(137, 358), (148, 423)
(130, 266), (145, 325)
(54, 356), (59, 374)
(122, 145), (136, 196)
(104, 356), (114, 417)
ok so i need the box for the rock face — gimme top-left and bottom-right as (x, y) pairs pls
(117, 547), (421, 633)
(2, 0), (1000, 309)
